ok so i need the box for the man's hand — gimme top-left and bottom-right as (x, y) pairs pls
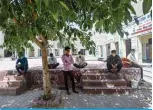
(17, 63), (21, 67)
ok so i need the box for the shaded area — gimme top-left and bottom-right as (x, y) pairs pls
(0, 84), (151, 108)
(63, 89), (152, 108)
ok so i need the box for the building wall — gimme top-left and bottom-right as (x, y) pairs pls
(92, 32), (126, 59)
(139, 34), (152, 62)
(131, 0), (143, 17)
(0, 32), (88, 58)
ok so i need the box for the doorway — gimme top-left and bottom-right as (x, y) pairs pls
(125, 39), (131, 57)
(106, 44), (110, 57)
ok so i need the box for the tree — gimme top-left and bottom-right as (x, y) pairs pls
(142, 0), (152, 15)
(0, 0), (151, 99)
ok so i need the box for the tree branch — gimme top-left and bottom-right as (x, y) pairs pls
(33, 37), (43, 48)
(40, 34), (46, 41)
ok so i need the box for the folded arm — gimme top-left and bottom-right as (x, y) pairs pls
(62, 56), (69, 65)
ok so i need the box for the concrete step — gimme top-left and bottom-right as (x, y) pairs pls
(3, 75), (24, 80)
(82, 79), (127, 87)
(82, 73), (120, 80)
(84, 69), (107, 74)
(0, 71), (7, 81)
(0, 86), (26, 95)
(7, 70), (17, 75)
(14, 76), (24, 80)
(3, 76), (16, 80)
(9, 80), (24, 87)
(0, 80), (24, 87)
(83, 86), (132, 94)
(0, 81), (9, 87)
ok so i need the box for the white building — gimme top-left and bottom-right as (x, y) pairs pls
(94, 0), (152, 63)
(0, 34), (88, 58)
(123, 0), (152, 63)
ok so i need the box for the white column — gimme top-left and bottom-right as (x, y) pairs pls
(34, 47), (39, 57)
(137, 37), (143, 63)
(120, 39), (126, 58)
(103, 45), (107, 59)
(96, 46), (100, 57)
(110, 43), (115, 51)
(25, 48), (29, 58)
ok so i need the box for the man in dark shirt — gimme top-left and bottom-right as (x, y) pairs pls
(107, 50), (123, 74)
(16, 52), (28, 76)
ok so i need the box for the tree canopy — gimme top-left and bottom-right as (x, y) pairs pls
(0, 0), (151, 54)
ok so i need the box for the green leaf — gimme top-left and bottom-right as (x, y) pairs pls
(43, 0), (49, 8)
(52, 13), (58, 22)
(95, 20), (103, 29)
(113, 9), (123, 23)
(117, 29), (124, 38)
(59, 1), (69, 11)
(112, 0), (121, 9)
(143, 0), (152, 14)
(124, 19), (128, 25)
(125, 8), (132, 22)
(34, 0), (41, 12)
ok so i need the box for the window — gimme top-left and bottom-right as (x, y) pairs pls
(38, 49), (42, 57)
(148, 38), (152, 44)
(55, 49), (59, 56)
(100, 45), (103, 57)
(80, 49), (85, 55)
(115, 42), (119, 55)
(72, 48), (77, 55)
(29, 49), (35, 57)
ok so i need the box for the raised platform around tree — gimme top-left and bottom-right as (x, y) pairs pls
(0, 63), (141, 95)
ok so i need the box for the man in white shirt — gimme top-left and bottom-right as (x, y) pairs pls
(127, 49), (145, 82)
(48, 53), (59, 69)
(74, 51), (87, 68)
(127, 49), (137, 63)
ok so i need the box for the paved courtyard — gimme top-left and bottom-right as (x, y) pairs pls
(0, 88), (151, 108)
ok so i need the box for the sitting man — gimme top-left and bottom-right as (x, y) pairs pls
(127, 49), (144, 82)
(48, 53), (59, 69)
(107, 50), (123, 74)
(16, 52), (28, 76)
(73, 51), (87, 68)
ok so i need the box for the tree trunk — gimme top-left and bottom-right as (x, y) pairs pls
(41, 46), (51, 98)
(33, 36), (51, 98)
